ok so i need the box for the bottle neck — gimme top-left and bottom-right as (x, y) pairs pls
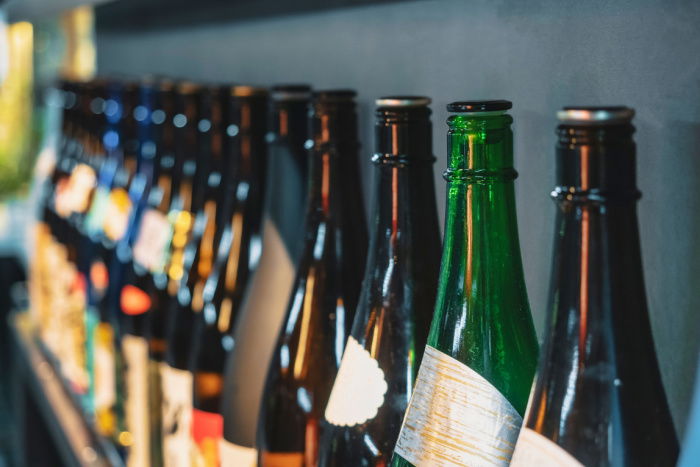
(444, 115), (527, 292)
(551, 123), (646, 358)
(306, 100), (360, 217)
(371, 105), (436, 250)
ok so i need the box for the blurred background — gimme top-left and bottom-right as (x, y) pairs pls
(0, 0), (698, 465)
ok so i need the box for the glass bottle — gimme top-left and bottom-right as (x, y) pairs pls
(256, 89), (368, 466)
(392, 100), (539, 467)
(510, 107), (678, 466)
(318, 96), (441, 466)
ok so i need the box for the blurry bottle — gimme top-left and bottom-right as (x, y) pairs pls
(219, 84), (312, 464)
(186, 85), (268, 466)
(318, 97), (441, 466)
(257, 89), (368, 466)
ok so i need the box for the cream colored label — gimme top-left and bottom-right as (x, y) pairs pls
(510, 428), (584, 467)
(324, 336), (388, 426)
(122, 335), (150, 467)
(133, 209), (172, 272)
(394, 345), (522, 466)
(161, 363), (193, 467)
(93, 326), (116, 410)
(219, 439), (257, 467)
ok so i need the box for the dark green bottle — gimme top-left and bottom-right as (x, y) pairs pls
(392, 100), (538, 467)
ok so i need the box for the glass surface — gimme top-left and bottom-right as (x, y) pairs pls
(391, 111), (538, 467)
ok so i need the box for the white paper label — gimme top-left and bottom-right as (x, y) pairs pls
(122, 335), (150, 467)
(324, 336), (388, 426)
(394, 345), (522, 466)
(93, 326), (116, 409)
(219, 439), (257, 467)
(161, 363), (193, 467)
(133, 209), (172, 272)
(510, 428), (584, 467)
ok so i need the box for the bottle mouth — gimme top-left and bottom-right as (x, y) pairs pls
(176, 81), (200, 95)
(230, 85), (268, 97)
(557, 106), (634, 125)
(376, 96), (431, 107)
(271, 84), (312, 101)
(447, 100), (512, 115)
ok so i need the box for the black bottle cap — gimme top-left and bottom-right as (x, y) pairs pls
(557, 106), (635, 125)
(447, 100), (512, 112)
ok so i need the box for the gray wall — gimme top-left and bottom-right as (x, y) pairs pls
(96, 0), (700, 437)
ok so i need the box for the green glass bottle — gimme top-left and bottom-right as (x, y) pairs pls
(391, 100), (538, 467)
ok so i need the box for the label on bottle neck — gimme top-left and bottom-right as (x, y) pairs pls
(510, 428), (583, 467)
(324, 336), (388, 426)
(191, 409), (223, 467)
(219, 439), (257, 467)
(122, 334), (151, 467)
(161, 363), (193, 467)
(393, 345), (522, 466)
(133, 209), (174, 273)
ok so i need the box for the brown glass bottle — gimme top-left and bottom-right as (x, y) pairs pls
(318, 97), (441, 466)
(256, 90), (368, 467)
(220, 84), (312, 465)
(510, 107), (678, 466)
(187, 85), (268, 466)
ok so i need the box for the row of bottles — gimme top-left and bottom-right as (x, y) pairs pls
(29, 76), (680, 467)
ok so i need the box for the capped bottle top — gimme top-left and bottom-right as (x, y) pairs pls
(376, 96), (431, 107)
(271, 84), (312, 101)
(447, 100), (512, 113)
(229, 85), (267, 97)
(176, 80), (200, 95)
(557, 106), (635, 125)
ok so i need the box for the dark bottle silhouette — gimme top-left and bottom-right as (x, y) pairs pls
(256, 89), (368, 467)
(510, 107), (678, 467)
(318, 96), (441, 467)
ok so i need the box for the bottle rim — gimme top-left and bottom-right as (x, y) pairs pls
(230, 85), (268, 97)
(376, 96), (431, 107)
(271, 84), (312, 101)
(447, 100), (512, 113)
(558, 106), (634, 125)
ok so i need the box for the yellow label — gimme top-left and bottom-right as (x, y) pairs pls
(394, 345), (522, 466)
(510, 428), (584, 467)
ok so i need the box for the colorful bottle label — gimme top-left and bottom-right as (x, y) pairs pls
(94, 322), (117, 436)
(393, 345), (522, 466)
(191, 409), (223, 467)
(510, 428), (584, 467)
(122, 334), (151, 467)
(161, 363), (193, 467)
(324, 336), (387, 426)
(133, 209), (174, 273)
(103, 187), (133, 242)
(218, 440), (257, 467)
(85, 186), (110, 235)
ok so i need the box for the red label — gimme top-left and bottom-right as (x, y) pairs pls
(192, 409), (223, 466)
(120, 285), (151, 315)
